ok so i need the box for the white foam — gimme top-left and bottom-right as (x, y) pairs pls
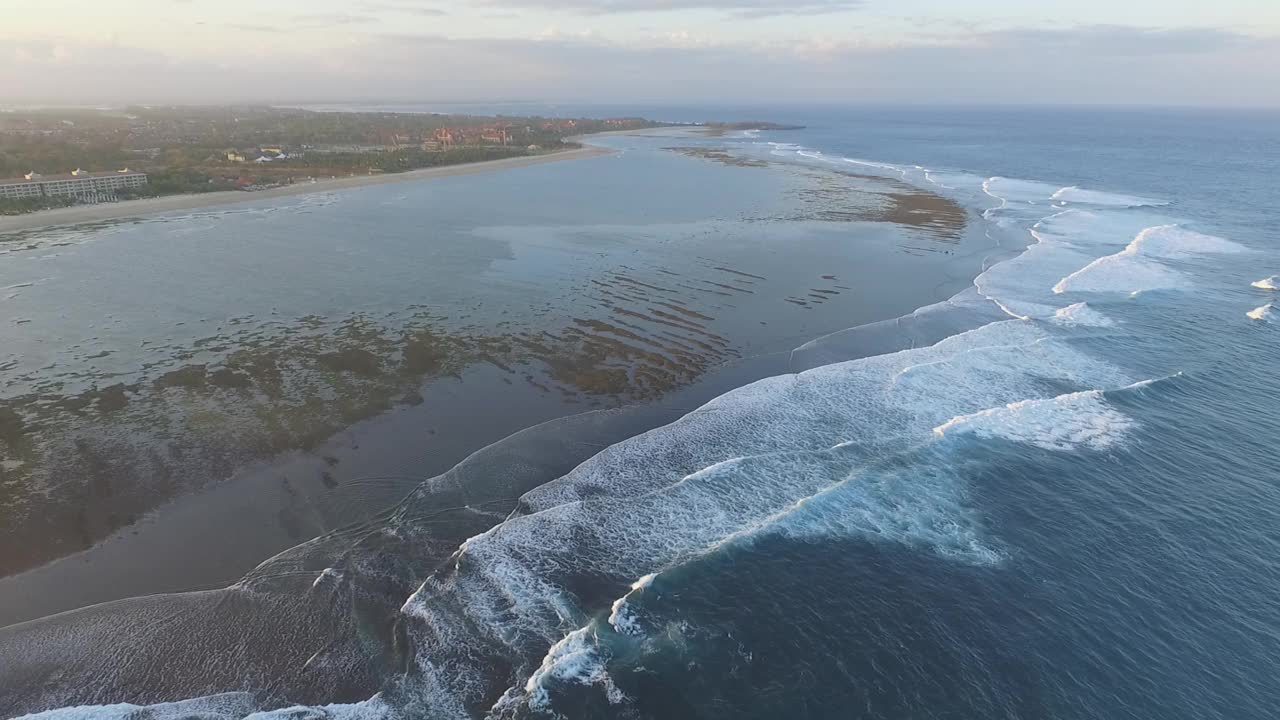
(933, 389), (1135, 452)
(523, 320), (1126, 513)
(1054, 225), (1246, 295)
(796, 149), (834, 164)
(311, 567), (343, 589)
(970, 208), (1166, 320)
(608, 573), (657, 636)
(395, 318), (1136, 713)
(764, 460), (1003, 566)
(1252, 276), (1279, 290)
(382, 151), (1251, 719)
(520, 626), (624, 712)
(974, 220), (1094, 318)
(245, 697), (395, 719)
(3, 278), (50, 291)
(15, 146), (1207, 720)
(14, 691), (394, 719)
(840, 157), (907, 178)
(1248, 304), (1274, 322)
(922, 170), (955, 189)
(1050, 186), (1166, 208)
(14, 694), (259, 720)
(1051, 302), (1115, 328)
(982, 177), (1063, 206)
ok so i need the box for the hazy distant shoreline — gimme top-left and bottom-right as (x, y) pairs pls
(0, 144), (613, 234)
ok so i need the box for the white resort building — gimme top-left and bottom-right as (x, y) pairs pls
(0, 169), (149, 203)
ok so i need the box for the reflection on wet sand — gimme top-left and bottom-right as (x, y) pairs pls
(0, 257), (784, 576)
(0, 139), (972, 588)
(0, 130), (1004, 718)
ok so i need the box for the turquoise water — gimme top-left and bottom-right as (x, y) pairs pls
(4, 106), (1280, 719)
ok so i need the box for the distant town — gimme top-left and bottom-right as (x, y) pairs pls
(0, 106), (662, 214)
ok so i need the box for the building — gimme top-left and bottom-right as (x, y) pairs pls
(540, 119), (578, 132)
(0, 169), (148, 202)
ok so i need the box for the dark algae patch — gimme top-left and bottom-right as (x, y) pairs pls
(665, 147), (770, 168)
(0, 135), (969, 581)
(672, 143), (969, 243)
(0, 279), (744, 575)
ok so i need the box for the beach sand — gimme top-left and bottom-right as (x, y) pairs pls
(0, 145), (612, 234)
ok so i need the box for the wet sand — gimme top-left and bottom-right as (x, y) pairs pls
(0, 133), (992, 631)
(0, 146), (611, 234)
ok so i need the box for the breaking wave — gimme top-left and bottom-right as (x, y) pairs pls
(12, 134), (1251, 720)
(934, 387), (1135, 452)
(1050, 185), (1166, 208)
(1053, 224), (1247, 295)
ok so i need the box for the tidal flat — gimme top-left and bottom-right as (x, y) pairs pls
(0, 129), (993, 624)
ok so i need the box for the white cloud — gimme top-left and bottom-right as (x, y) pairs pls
(0, 25), (1275, 107)
(473, 0), (863, 17)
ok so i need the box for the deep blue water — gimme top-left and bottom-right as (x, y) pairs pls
(604, 106), (1280, 720)
(10, 106), (1280, 719)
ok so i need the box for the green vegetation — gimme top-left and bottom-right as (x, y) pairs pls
(0, 196), (77, 216)
(0, 106), (666, 213)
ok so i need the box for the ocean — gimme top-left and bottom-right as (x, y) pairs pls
(2, 105), (1279, 719)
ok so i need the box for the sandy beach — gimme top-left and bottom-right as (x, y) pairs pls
(0, 144), (613, 234)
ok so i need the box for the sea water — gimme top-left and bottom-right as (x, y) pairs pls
(8, 106), (1280, 719)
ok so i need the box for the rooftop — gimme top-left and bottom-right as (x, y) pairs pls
(0, 169), (147, 186)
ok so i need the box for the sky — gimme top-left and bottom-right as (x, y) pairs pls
(2, 0), (1278, 107)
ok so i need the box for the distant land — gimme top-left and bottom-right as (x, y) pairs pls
(0, 106), (661, 216)
(0, 107), (803, 218)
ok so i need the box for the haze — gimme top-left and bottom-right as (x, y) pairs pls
(3, 0), (1279, 107)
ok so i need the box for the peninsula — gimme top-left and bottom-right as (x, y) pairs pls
(0, 106), (661, 223)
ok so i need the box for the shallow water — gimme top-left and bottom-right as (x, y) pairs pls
(3, 107), (1280, 719)
(0, 128), (984, 588)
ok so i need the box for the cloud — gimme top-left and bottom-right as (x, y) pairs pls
(474, 0), (862, 17)
(357, 2), (448, 16)
(289, 13), (380, 29)
(777, 24), (1265, 61)
(979, 25), (1258, 56)
(0, 25), (1275, 108)
(220, 23), (277, 33)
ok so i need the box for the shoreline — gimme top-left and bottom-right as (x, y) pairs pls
(0, 130), (999, 630)
(0, 144), (613, 234)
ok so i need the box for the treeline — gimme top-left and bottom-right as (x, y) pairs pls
(108, 106), (657, 147)
(118, 168), (237, 198)
(0, 196), (78, 216)
(0, 107), (655, 214)
(215, 146), (534, 178)
(370, 146), (531, 173)
(0, 139), (134, 178)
